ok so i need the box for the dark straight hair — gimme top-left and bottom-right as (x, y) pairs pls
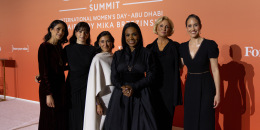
(185, 14), (202, 27)
(44, 20), (69, 44)
(69, 22), (91, 44)
(94, 31), (115, 53)
(121, 22), (143, 52)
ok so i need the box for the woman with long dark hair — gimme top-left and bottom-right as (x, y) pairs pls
(38, 20), (69, 130)
(64, 22), (96, 130)
(103, 22), (157, 130)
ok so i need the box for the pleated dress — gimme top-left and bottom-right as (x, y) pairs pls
(179, 39), (219, 130)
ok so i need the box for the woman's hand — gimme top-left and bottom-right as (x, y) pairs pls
(213, 94), (220, 108)
(46, 95), (55, 108)
(121, 85), (133, 97)
(96, 104), (103, 115)
(210, 58), (221, 109)
(35, 74), (41, 83)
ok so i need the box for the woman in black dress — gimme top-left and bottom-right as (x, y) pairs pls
(64, 22), (96, 130)
(38, 20), (69, 130)
(179, 14), (220, 130)
(146, 16), (182, 130)
(103, 22), (157, 130)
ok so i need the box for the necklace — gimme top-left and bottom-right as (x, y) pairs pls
(127, 48), (138, 72)
(128, 65), (133, 71)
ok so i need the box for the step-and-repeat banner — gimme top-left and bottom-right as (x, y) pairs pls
(0, 0), (259, 129)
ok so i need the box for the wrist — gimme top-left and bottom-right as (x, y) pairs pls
(96, 101), (101, 105)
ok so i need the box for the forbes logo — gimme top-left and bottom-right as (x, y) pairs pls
(245, 47), (260, 57)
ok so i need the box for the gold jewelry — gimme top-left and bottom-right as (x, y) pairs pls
(128, 65), (133, 71)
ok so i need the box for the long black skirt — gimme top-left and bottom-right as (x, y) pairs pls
(103, 88), (157, 130)
(38, 85), (67, 130)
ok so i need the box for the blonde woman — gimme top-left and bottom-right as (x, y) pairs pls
(146, 16), (182, 130)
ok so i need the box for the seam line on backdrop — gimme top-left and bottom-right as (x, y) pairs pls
(123, 0), (163, 5)
(59, 8), (87, 12)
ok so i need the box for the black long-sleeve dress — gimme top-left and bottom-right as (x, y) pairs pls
(179, 39), (219, 130)
(38, 42), (67, 130)
(103, 47), (157, 130)
(146, 38), (182, 130)
(64, 43), (96, 130)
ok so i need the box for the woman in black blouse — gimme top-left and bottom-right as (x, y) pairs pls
(103, 22), (157, 130)
(64, 22), (96, 130)
(38, 20), (68, 130)
(179, 14), (220, 130)
(146, 16), (182, 130)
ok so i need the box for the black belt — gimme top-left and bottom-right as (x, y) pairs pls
(188, 71), (209, 74)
